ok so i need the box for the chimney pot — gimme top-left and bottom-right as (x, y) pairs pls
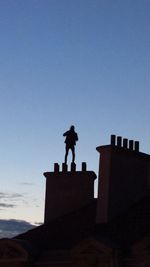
(135, 141), (139, 152)
(71, 162), (76, 172)
(62, 163), (68, 172)
(123, 138), (128, 149)
(82, 162), (87, 171)
(111, 135), (116, 146)
(54, 163), (59, 172)
(129, 140), (134, 150)
(117, 136), (122, 147)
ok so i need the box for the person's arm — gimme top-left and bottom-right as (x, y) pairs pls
(63, 131), (68, 136)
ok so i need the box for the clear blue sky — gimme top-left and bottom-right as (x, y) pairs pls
(0, 0), (150, 225)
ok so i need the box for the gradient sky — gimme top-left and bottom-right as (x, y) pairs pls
(0, 0), (150, 225)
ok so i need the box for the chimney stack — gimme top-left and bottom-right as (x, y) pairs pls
(44, 163), (96, 223)
(96, 135), (149, 223)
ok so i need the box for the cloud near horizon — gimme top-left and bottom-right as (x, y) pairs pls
(0, 219), (36, 238)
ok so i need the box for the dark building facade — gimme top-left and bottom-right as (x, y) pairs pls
(0, 135), (150, 267)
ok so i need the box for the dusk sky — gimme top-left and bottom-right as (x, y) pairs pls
(0, 0), (150, 233)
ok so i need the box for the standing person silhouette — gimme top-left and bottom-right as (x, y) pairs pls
(63, 125), (78, 164)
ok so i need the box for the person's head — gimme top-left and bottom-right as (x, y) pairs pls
(70, 125), (75, 131)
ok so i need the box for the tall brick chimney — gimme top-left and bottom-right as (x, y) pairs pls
(96, 135), (150, 223)
(44, 162), (96, 223)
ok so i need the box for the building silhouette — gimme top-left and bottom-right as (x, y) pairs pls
(0, 135), (150, 266)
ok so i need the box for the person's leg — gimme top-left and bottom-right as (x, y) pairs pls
(65, 146), (69, 164)
(71, 146), (75, 163)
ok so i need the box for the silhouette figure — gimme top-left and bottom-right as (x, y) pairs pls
(63, 125), (78, 164)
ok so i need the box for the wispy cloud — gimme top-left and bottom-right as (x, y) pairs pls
(0, 192), (23, 200)
(0, 203), (15, 208)
(0, 191), (25, 210)
(19, 182), (35, 186)
(11, 193), (23, 198)
(0, 219), (35, 238)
